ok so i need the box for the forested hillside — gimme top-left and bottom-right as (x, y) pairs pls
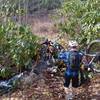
(0, 0), (100, 100)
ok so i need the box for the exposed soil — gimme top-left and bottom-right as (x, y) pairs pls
(26, 12), (60, 40)
(0, 71), (100, 100)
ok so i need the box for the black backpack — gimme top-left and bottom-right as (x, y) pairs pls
(68, 51), (81, 70)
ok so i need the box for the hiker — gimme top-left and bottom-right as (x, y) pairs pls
(58, 40), (84, 92)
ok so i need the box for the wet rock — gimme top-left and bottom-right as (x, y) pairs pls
(0, 73), (23, 95)
(20, 72), (38, 87)
(47, 66), (58, 73)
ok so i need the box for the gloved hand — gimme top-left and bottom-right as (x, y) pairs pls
(80, 65), (85, 71)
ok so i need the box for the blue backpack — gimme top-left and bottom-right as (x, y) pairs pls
(67, 51), (81, 70)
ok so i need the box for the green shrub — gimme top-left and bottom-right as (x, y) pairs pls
(28, 0), (63, 13)
(57, 0), (100, 48)
(0, 23), (40, 72)
(0, 67), (13, 79)
(0, 0), (41, 72)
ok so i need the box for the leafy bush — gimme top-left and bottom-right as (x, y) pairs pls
(0, 67), (13, 79)
(41, 0), (63, 10)
(0, 23), (40, 72)
(28, 0), (63, 13)
(57, 0), (100, 48)
(0, 0), (41, 72)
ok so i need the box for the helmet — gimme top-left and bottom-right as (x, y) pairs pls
(68, 40), (78, 47)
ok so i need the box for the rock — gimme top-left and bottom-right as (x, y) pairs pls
(20, 72), (38, 88)
(47, 66), (58, 73)
(0, 73), (23, 95)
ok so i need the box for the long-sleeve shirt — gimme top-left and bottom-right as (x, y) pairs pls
(58, 50), (83, 76)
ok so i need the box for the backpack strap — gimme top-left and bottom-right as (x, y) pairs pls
(67, 51), (71, 67)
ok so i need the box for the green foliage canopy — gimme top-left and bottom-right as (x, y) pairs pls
(58, 0), (100, 47)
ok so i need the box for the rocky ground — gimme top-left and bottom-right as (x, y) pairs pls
(0, 69), (100, 100)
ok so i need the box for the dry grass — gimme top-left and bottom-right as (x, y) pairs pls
(27, 14), (58, 38)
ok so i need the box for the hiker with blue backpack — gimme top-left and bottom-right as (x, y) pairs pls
(58, 41), (93, 88)
(58, 41), (94, 99)
(58, 40), (86, 95)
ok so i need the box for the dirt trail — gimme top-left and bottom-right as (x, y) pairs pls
(0, 72), (100, 100)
